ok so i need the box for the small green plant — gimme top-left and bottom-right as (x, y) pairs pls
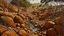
(32, 6), (35, 8)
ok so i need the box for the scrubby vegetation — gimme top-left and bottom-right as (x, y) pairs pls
(11, 0), (31, 7)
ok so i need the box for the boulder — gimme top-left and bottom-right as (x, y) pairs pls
(1, 16), (16, 28)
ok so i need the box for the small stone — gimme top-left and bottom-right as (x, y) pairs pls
(18, 30), (28, 36)
(2, 31), (18, 36)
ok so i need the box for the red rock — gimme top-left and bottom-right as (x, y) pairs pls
(54, 25), (63, 36)
(18, 14), (25, 19)
(9, 5), (18, 12)
(47, 28), (57, 36)
(18, 30), (28, 36)
(1, 16), (16, 28)
(0, 27), (7, 33)
(54, 16), (63, 25)
(14, 15), (24, 24)
(2, 31), (18, 36)
(0, 11), (15, 19)
(0, 7), (3, 11)
(0, 0), (18, 12)
(43, 21), (55, 29)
